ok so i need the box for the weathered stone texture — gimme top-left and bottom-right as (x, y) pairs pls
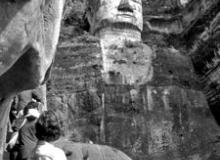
(186, 8), (220, 124)
(53, 139), (133, 160)
(47, 34), (103, 142)
(49, 36), (220, 160)
(150, 47), (199, 88)
(52, 35), (102, 92)
(99, 49), (219, 160)
(47, 0), (220, 160)
(102, 41), (153, 85)
(0, 0), (65, 97)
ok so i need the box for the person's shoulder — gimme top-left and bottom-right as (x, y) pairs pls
(54, 146), (66, 155)
(20, 121), (35, 132)
(13, 117), (26, 131)
(53, 145), (67, 159)
(36, 141), (66, 159)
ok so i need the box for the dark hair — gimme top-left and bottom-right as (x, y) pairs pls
(35, 110), (64, 142)
(23, 101), (39, 116)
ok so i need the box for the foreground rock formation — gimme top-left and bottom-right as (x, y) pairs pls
(15, 84), (47, 111)
(54, 139), (132, 160)
(0, 0), (65, 158)
(48, 0), (220, 160)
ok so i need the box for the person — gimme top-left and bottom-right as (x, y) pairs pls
(15, 102), (40, 160)
(6, 97), (19, 160)
(9, 97), (19, 131)
(32, 110), (67, 160)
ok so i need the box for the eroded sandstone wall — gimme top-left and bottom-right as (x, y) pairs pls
(48, 0), (220, 160)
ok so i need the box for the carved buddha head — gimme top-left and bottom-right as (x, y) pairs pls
(87, 0), (143, 35)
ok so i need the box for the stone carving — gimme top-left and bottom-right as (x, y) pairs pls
(87, 0), (143, 35)
(0, 0), (65, 158)
(83, 0), (220, 160)
(87, 0), (153, 85)
(45, 1), (220, 160)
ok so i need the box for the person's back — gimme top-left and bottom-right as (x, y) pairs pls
(15, 102), (40, 160)
(32, 110), (67, 160)
(35, 141), (66, 160)
(16, 120), (37, 160)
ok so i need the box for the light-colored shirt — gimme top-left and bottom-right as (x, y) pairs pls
(32, 141), (67, 160)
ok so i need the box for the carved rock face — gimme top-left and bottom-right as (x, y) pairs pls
(86, 0), (152, 85)
(88, 0), (143, 34)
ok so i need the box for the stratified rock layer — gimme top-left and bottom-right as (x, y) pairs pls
(47, 34), (103, 142)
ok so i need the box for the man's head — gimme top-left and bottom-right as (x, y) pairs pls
(23, 101), (40, 121)
(86, 0), (143, 34)
(35, 110), (65, 142)
(23, 101), (39, 116)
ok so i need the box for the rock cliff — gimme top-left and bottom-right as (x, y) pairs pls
(47, 0), (220, 160)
